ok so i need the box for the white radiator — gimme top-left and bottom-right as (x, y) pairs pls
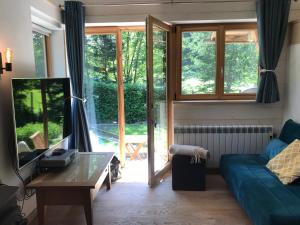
(174, 125), (273, 168)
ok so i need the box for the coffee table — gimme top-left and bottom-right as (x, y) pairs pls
(27, 152), (114, 225)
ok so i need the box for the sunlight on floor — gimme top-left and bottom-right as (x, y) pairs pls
(118, 159), (148, 183)
(91, 136), (168, 184)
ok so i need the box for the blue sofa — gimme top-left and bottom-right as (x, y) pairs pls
(220, 120), (300, 225)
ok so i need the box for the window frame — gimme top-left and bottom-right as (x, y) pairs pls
(175, 23), (258, 101)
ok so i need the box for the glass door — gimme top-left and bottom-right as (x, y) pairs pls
(84, 31), (125, 163)
(146, 16), (172, 187)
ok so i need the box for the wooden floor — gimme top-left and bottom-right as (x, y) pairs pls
(29, 174), (252, 225)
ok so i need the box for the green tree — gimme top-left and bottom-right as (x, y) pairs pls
(122, 32), (146, 84)
(33, 32), (46, 77)
(85, 34), (117, 82)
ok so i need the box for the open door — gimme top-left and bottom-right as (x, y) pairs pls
(146, 15), (173, 187)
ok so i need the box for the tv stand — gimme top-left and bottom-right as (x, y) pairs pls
(0, 186), (27, 225)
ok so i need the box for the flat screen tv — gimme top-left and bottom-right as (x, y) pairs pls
(11, 78), (72, 169)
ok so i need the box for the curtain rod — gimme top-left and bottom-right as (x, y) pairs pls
(59, 0), (298, 8)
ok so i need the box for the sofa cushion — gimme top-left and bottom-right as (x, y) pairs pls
(261, 138), (288, 160)
(220, 154), (300, 225)
(220, 154), (268, 200)
(279, 119), (300, 144)
(267, 139), (300, 185)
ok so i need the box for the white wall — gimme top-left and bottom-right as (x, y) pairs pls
(53, 0), (300, 24)
(0, 0), (36, 183)
(0, 0), (62, 217)
(283, 22), (300, 123)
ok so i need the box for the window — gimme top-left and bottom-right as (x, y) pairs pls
(181, 30), (217, 95)
(84, 32), (120, 152)
(32, 31), (48, 77)
(176, 23), (259, 100)
(224, 29), (258, 94)
(84, 27), (148, 157)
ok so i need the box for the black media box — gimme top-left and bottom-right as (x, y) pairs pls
(39, 149), (77, 168)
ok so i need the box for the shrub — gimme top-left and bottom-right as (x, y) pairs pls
(16, 122), (62, 149)
(124, 83), (147, 124)
(90, 81), (147, 124)
(85, 80), (165, 125)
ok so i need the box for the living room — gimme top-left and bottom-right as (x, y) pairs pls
(1, 0), (300, 225)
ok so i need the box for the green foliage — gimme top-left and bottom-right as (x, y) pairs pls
(85, 34), (117, 82)
(125, 124), (147, 135)
(84, 30), (259, 136)
(182, 31), (216, 94)
(153, 30), (167, 88)
(85, 81), (147, 124)
(32, 31), (46, 77)
(101, 124), (147, 136)
(92, 81), (119, 123)
(85, 32), (148, 126)
(13, 79), (67, 129)
(224, 43), (258, 93)
(124, 83), (147, 123)
(84, 31), (167, 129)
(46, 80), (66, 124)
(12, 80), (43, 127)
(181, 31), (259, 94)
(16, 122), (61, 149)
(122, 32), (146, 84)
(48, 122), (63, 145)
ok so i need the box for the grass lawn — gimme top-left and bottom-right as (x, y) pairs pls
(22, 89), (42, 114)
(125, 124), (147, 135)
(100, 123), (147, 136)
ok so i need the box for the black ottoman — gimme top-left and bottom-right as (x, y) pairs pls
(172, 154), (206, 191)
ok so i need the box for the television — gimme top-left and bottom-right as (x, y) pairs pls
(11, 78), (72, 169)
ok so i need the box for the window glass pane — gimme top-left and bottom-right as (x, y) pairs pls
(32, 31), (47, 77)
(224, 29), (259, 94)
(122, 31), (148, 162)
(181, 31), (217, 95)
(153, 27), (168, 172)
(84, 34), (119, 153)
(122, 31), (147, 135)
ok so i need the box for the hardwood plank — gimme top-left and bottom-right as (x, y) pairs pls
(29, 175), (252, 225)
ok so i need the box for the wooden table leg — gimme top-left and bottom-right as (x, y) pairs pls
(125, 143), (134, 159)
(84, 191), (93, 225)
(105, 166), (111, 190)
(131, 143), (144, 160)
(36, 190), (45, 225)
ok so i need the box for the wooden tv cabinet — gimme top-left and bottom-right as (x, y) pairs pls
(27, 152), (114, 225)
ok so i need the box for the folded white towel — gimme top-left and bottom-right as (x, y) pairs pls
(169, 144), (209, 163)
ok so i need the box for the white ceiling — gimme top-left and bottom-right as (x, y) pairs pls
(51, 0), (260, 6)
(48, 0), (300, 24)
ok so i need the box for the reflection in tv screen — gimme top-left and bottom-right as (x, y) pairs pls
(12, 78), (72, 169)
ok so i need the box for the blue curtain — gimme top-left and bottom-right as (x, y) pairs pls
(256, 0), (291, 103)
(65, 1), (92, 152)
